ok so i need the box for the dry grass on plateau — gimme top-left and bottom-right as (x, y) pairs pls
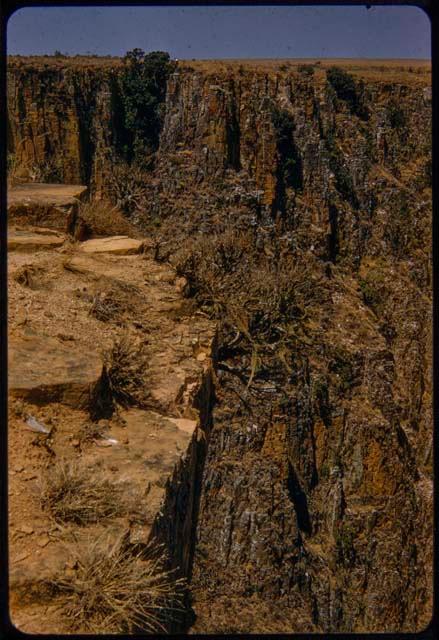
(40, 459), (123, 525)
(50, 534), (185, 633)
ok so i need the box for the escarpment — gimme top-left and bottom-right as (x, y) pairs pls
(7, 58), (432, 633)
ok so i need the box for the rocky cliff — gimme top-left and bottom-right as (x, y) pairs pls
(7, 58), (432, 633)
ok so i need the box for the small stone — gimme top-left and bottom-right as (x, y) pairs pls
(95, 439), (112, 447)
(37, 534), (50, 548)
(196, 352), (207, 362)
(123, 437), (129, 445)
(71, 439), (80, 447)
(20, 525), (34, 535)
(14, 465), (24, 473)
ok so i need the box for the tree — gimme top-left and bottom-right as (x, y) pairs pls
(119, 49), (176, 165)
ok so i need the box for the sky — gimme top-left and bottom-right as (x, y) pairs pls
(7, 5), (430, 60)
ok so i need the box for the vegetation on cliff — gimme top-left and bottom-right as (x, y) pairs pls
(116, 49), (176, 166)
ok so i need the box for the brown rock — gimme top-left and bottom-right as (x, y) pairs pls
(79, 236), (144, 255)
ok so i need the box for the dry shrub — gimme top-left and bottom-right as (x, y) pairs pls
(88, 281), (140, 324)
(104, 334), (150, 408)
(75, 199), (135, 239)
(89, 289), (126, 323)
(51, 534), (185, 633)
(174, 228), (326, 385)
(40, 459), (123, 525)
(107, 163), (149, 215)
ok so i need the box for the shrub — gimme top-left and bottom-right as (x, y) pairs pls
(50, 534), (185, 633)
(104, 334), (150, 408)
(89, 289), (127, 323)
(40, 459), (123, 525)
(118, 49), (176, 165)
(75, 199), (135, 239)
(107, 162), (148, 215)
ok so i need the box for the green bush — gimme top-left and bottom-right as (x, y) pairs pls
(117, 49), (176, 165)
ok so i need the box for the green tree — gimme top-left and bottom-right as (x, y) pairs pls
(119, 49), (176, 165)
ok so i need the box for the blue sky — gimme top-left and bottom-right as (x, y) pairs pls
(7, 5), (430, 60)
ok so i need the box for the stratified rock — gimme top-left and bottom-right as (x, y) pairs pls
(79, 236), (144, 255)
(8, 334), (104, 408)
(8, 183), (88, 233)
(8, 229), (65, 252)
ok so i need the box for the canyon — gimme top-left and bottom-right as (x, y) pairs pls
(7, 56), (432, 633)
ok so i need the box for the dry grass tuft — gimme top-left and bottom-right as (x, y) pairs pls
(75, 199), (136, 239)
(104, 334), (150, 408)
(40, 459), (123, 525)
(107, 163), (149, 215)
(89, 289), (126, 323)
(51, 534), (185, 633)
(88, 281), (140, 324)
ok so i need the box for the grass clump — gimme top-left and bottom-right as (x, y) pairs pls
(40, 459), (122, 525)
(89, 290), (125, 323)
(51, 534), (185, 633)
(89, 281), (141, 324)
(107, 162), (149, 215)
(104, 334), (150, 408)
(75, 199), (135, 240)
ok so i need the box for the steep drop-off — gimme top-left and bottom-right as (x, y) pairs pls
(7, 58), (432, 633)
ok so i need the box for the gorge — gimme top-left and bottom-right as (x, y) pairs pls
(7, 55), (432, 633)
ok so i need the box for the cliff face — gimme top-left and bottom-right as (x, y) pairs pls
(7, 59), (432, 633)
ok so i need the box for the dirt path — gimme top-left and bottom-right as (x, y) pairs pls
(8, 200), (215, 633)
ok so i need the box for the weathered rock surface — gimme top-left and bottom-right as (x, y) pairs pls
(8, 334), (104, 407)
(8, 230), (65, 252)
(8, 183), (88, 232)
(79, 236), (144, 255)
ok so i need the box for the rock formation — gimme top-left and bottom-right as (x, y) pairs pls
(7, 57), (432, 633)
